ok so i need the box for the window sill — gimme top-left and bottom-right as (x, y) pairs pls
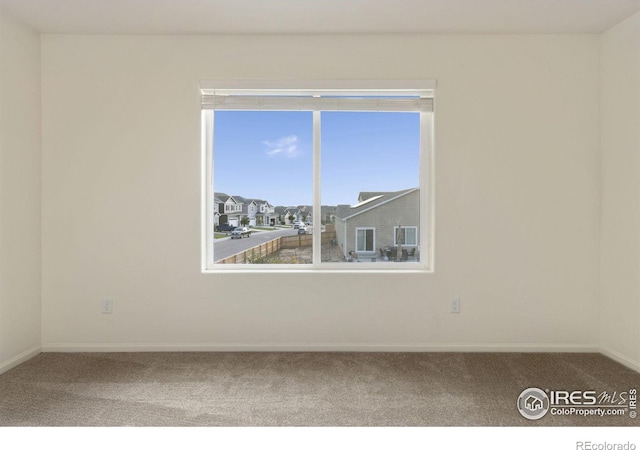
(202, 263), (432, 274)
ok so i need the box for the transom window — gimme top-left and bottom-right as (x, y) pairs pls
(201, 81), (434, 272)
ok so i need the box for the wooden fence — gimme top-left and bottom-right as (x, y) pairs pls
(216, 231), (336, 264)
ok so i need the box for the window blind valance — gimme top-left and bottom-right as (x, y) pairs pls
(201, 95), (433, 112)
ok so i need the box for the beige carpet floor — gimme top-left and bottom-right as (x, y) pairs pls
(1, 352), (639, 426)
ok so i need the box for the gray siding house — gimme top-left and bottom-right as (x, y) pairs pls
(334, 188), (419, 260)
(214, 192), (244, 227)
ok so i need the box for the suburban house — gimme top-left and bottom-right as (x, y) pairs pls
(274, 205), (335, 225)
(242, 200), (258, 226)
(214, 193), (244, 227)
(234, 196), (279, 226)
(334, 188), (419, 260)
(274, 206), (288, 224)
(257, 200), (277, 226)
(321, 206), (337, 224)
(297, 206), (312, 224)
(215, 193), (281, 227)
(276, 206), (306, 224)
(234, 196), (259, 226)
(285, 208), (302, 223)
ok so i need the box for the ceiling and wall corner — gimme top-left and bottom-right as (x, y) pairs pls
(599, 10), (640, 371)
(0, 0), (638, 34)
(0, 7), (42, 374)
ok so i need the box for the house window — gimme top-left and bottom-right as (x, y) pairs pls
(201, 81), (434, 272)
(356, 228), (375, 253)
(394, 226), (418, 247)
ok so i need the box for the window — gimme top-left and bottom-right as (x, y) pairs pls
(201, 81), (434, 272)
(394, 226), (418, 247)
(356, 228), (376, 253)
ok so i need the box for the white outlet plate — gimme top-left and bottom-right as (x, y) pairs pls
(102, 298), (113, 314)
(450, 298), (460, 313)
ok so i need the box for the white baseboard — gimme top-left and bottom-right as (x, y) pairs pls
(41, 342), (598, 353)
(0, 346), (41, 375)
(600, 346), (640, 373)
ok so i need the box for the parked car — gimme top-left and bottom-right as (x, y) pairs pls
(215, 224), (236, 232)
(297, 227), (307, 235)
(293, 222), (305, 229)
(230, 227), (251, 239)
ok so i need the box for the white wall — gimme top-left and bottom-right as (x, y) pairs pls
(600, 12), (640, 370)
(41, 34), (600, 351)
(0, 8), (42, 372)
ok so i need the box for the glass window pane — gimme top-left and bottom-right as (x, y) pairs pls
(213, 111), (313, 264)
(365, 229), (374, 251)
(406, 228), (417, 246)
(321, 112), (420, 263)
(395, 227), (418, 246)
(356, 230), (365, 251)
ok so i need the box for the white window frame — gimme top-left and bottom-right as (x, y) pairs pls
(355, 228), (376, 253)
(201, 80), (435, 273)
(394, 226), (418, 247)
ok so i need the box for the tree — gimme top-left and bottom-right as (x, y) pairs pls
(288, 214), (295, 224)
(240, 216), (250, 226)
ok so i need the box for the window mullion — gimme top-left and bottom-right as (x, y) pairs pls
(312, 109), (321, 266)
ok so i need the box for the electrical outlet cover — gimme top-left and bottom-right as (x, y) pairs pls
(102, 298), (113, 314)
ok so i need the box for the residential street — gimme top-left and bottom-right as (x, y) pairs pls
(213, 228), (299, 262)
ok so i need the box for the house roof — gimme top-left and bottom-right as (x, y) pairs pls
(358, 192), (388, 202)
(335, 188), (418, 221)
(234, 196), (267, 205)
(214, 192), (231, 203)
(214, 193), (245, 205)
(232, 196), (250, 204)
(335, 205), (352, 220)
(321, 206), (337, 220)
(216, 193), (277, 212)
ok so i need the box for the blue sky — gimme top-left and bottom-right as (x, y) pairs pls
(213, 111), (419, 206)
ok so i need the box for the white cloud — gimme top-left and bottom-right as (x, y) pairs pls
(262, 135), (299, 158)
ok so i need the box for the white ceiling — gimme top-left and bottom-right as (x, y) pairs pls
(0, 0), (639, 35)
